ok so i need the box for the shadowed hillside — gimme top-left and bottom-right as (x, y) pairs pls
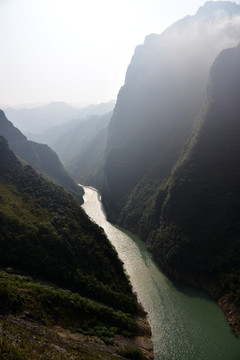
(150, 46), (240, 330)
(102, 1), (240, 236)
(0, 110), (84, 204)
(0, 135), (153, 359)
(100, 2), (240, 334)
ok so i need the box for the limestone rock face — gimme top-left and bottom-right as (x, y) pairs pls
(102, 1), (240, 231)
(152, 44), (240, 335)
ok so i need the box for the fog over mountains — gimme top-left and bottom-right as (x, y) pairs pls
(5, 100), (115, 134)
(0, 110), (84, 204)
(99, 1), (240, 334)
(103, 1), (240, 222)
(0, 134), (148, 359)
(154, 44), (240, 297)
(2, 0), (240, 347)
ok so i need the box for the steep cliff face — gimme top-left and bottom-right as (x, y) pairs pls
(53, 112), (111, 189)
(52, 113), (111, 163)
(150, 44), (240, 333)
(0, 110), (83, 204)
(65, 127), (108, 189)
(102, 1), (240, 233)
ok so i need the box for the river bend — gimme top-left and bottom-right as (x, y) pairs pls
(81, 186), (240, 360)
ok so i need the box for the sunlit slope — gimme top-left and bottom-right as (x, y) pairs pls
(0, 136), (136, 313)
(0, 135), (153, 357)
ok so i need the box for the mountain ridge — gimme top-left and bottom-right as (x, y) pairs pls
(0, 110), (84, 204)
(102, 0), (240, 233)
(5, 100), (116, 134)
(98, 1), (240, 335)
(148, 44), (240, 334)
(0, 135), (153, 359)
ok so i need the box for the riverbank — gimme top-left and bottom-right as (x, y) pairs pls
(146, 243), (240, 338)
(82, 185), (240, 359)
(0, 314), (153, 360)
(106, 206), (240, 338)
(116, 316), (154, 360)
(105, 215), (240, 336)
(218, 295), (240, 336)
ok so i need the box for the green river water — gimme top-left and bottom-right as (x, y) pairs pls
(81, 185), (240, 360)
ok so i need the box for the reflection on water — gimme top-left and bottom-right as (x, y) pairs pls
(82, 186), (240, 360)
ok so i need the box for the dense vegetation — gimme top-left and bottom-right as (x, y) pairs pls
(102, 1), (240, 231)
(0, 270), (141, 360)
(0, 270), (137, 340)
(0, 136), (136, 312)
(0, 136), (140, 340)
(0, 110), (84, 204)
(150, 45), (240, 308)
(98, 2), (240, 333)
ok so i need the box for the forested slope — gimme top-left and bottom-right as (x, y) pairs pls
(0, 136), (152, 359)
(100, 2), (240, 334)
(0, 136), (135, 311)
(102, 1), (240, 236)
(0, 110), (83, 204)
(149, 44), (240, 333)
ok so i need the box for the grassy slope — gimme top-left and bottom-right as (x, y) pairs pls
(0, 136), (152, 359)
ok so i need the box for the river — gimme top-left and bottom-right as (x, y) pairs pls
(81, 185), (240, 360)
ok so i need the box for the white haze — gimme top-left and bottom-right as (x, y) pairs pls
(127, 4), (240, 107)
(160, 8), (240, 74)
(2, 0), (238, 108)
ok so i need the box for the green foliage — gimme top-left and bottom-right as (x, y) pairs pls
(0, 270), (137, 337)
(118, 347), (143, 359)
(0, 110), (84, 204)
(0, 147), (136, 314)
(120, 177), (166, 237)
(221, 272), (240, 305)
(0, 319), (108, 360)
(151, 46), (240, 308)
(0, 336), (28, 360)
(0, 138), (138, 346)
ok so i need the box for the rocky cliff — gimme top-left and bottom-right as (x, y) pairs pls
(102, 1), (240, 235)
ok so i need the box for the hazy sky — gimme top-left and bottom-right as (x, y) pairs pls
(1, 0), (239, 107)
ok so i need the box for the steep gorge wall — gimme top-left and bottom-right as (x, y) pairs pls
(149, 44), (240, 334)
(102, 2), (240, 236)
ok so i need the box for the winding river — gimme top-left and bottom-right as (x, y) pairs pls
(81, 186), (240, 360)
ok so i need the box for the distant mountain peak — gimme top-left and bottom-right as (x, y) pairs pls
(196, 1), (240, 17)
(43, 101), (78, 110)
(5, 100), (116, 134)
(0, 110), (84, 204)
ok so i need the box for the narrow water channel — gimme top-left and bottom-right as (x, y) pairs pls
(81, 185), (240, 360)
